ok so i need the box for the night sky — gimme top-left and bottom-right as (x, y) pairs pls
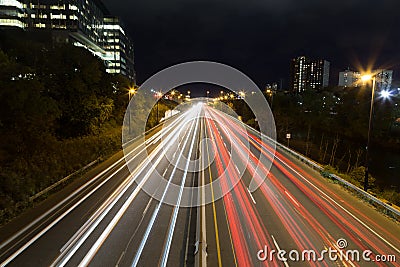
(103, 0), (400, 89)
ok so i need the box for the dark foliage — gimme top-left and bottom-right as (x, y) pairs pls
(0, 31), (133, 219)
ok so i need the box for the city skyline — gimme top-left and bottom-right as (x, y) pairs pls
(102, 0), (400, 87)
(0, 1), (399, 265)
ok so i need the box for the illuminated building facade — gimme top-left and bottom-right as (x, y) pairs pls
(0, 0), (135, 80)
(0, 0), (25, 28)
(338, 69), (361, 87)
(290, 56), (330, 93)
(103, 16), (135, 81)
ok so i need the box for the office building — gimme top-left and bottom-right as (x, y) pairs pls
(0, 0), (135, 80)
(290, 56), (330, 93)
(0, 0), (25, 28)
(103, 16), (135, 81)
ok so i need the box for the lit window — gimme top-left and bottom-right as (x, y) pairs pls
(69, 4), (78, 10)
(50, 5), (65, 10)
(0, 0), (23, 9)
(0, 18), (25, 28)
(34, 23), (46, 28)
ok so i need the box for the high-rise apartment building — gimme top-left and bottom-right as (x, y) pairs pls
(338, 69), (361, 87)
(290, 56), (308, 93)
(375, 69), (393, 91)
(0, 0), (135, 80)
(338, 69), (393, 90)
(290, 56), (330, 93)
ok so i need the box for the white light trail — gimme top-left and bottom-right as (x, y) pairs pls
(131, 107), (200, 267)
(160, 106), (202, 267)
(55, 112), (194, 267)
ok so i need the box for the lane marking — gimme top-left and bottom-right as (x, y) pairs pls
(271, 235), (289, 267)
(204, 112), (238, 267)
(204, 116), (222, 267)
(142, 198), (153, 217)
(246, 188), (257, 205)
(284, 190), (300, 207)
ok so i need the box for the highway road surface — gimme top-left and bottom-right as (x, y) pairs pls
(0, 102), (399, 267)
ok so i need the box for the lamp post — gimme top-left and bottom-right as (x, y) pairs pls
(360, 74), (377, 191)
(266, 89), (274, 110)
(128, 87), (137, 135)
(156, 92), (163, 123)
(239, 91), (246, 120)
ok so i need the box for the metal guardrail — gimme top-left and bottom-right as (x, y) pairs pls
(29, 158), (101, 202)
(273, 140), (400, 221)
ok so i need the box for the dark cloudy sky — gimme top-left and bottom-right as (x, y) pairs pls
(103, 0), (400, 88)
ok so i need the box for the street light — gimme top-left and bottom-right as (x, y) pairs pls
(128, 87), (137, 101)
(380, 90), (392, 99)
(239, 91), (246, 119)
(127, 87), (137, 135)
(155, 91), (163, 123)
(360, 74), (376, 191)
(266, 89), (274, 110)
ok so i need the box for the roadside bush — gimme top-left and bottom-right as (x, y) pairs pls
(380, 189), (400, 206)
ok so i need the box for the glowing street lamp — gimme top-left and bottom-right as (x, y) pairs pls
(380, 90), (392, 99)
(128, 87), (137, 101)
(127, 86), (138, 135)
(360, 73), (376, 191)
(361, 74), (373, 82)
(155, 91), (163, 123)
(266, 89), (274, 110)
